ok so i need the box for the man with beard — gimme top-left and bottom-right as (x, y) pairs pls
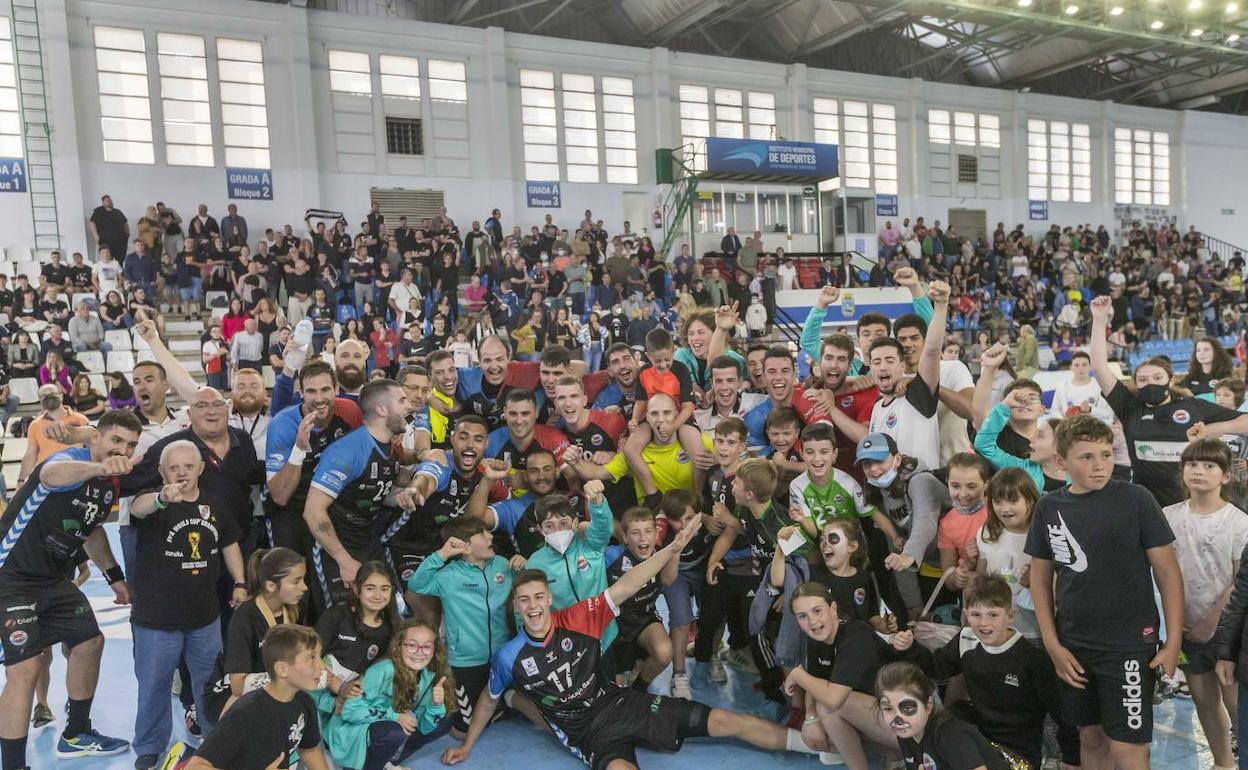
(466, 450), (581, 558)
(386, 414), (490, 622)
(801, 332), (880, 482)
(426, 350), (461, 448)
(303, 379), (420, 614)
(0, 410), (141, 769)
(485, 389), (569, 474)
(269, 338), (369, 413)
(592, 343), (639, 419)
(694, 355), (767, 431)
(742, 346), (807, 453)
(264, 361), (362, 554)
(862, 281), (951, 470)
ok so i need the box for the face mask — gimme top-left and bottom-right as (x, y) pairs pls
(952, 500), (981, 515)
(1138, 383), (1170, 407)
(544, 529), (575, 554)
(868, 467), (898, 489)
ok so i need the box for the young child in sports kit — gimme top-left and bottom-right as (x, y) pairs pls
(787, 518), (894, 634)
(173, 625), (330, 770)
(202, 548), (308, 728)
(1163, 439), (1248, 770)
(408, 517), (515, 738)
(605, 507), (678, 693)
(324, 620), (452, 770)
(659, 489), (713, 699)
(784, 582), (930, 770)
(939, 452), (993, 594)
(313, 562), (398, 714)
(877, 661), (1016, 770)
(1025, 414), (1184, 770)
(762, 406), (805, 509)
(976, 468), (1040, 641)
(933, 574), (1071, 769)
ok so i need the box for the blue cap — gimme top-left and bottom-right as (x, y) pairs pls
(855, 432), (897, 464)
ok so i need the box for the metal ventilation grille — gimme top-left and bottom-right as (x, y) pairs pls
(368, 187), (445, 225)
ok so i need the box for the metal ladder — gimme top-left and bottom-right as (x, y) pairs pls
(658, 144), (700, 262)
(10, 0), (60, 253)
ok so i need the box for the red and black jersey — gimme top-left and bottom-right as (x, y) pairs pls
(561, 410), (627, 454)
(486, 424), (569, 471)
(792, 384), (878, 483)
(488, 592), (620, 747)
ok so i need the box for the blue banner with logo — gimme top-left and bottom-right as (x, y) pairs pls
(1028, 199), (1048, 221)
(526, 181), (561, 208)
(0, 158), (26, 193)
(705, 137), (838, 179)
(226, 168), (273, 200)
(876, 194), (898, 217)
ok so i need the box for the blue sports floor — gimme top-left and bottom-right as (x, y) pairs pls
(0, 527), (1219, 769)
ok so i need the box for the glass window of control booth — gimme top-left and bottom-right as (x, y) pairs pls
(694, 185), (814, 237)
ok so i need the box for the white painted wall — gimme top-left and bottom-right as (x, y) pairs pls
(2, 0), (1241, 259)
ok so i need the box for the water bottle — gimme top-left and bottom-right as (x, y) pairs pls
(293, 318), (314, 349)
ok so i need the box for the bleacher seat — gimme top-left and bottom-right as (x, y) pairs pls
(104, 329), (133, 351)
(106, 351), (136, 372)
(2, 463), (19, 491)
(132, 333), (151, 352)
(14, 262), (39, 281)
(1, 438), (26, 464)
(10, 377), (37, 404)
(72, 292), (96, 309)
(77, 351), (105, 373)
(135, 350), (156, 364)
(0, 261), (15, 277)
(87, 373), (106, 394)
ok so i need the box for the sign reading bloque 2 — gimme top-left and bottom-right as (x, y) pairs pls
(226, 167), (274, 201)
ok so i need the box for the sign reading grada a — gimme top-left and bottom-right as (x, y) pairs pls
(226, 167), (273, 200)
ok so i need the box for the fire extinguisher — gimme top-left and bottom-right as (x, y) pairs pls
(653, 209), (663, 230)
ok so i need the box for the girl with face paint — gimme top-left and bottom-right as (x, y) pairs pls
(1090, 295), (1248, 507)
(783, 583), (931, 770)
(876, 662), (1018, 770)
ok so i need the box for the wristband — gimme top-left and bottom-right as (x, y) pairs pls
(287, 446), (307, 466)
(233, 582), (246, 589)
(153, 492), (167, 510)
(104, 565), (125, 585)
(803, 715), (820, 725)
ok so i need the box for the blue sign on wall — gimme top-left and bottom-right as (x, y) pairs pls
(876, 194), (898, 217)
(0, 158), (27, 193)
(1028, 199), (1048, 221)
(705, 137), (838, 179)
(526, 181), (561, 208)
(226, 167), (273, 200)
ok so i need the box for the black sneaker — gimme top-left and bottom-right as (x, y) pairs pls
(31, 703), (54, 729)
(184, 706), (201, 738)
(135, 754), (159, 770)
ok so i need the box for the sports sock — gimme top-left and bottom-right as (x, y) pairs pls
(0, 735), (28, 770)
(65, 697), (93, 738)
(786, 728), (820, 754)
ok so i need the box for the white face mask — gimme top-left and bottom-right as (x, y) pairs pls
(544, 529), (575, 554)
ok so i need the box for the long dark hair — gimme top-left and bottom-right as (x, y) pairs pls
(107, 371), (134, 401)
(1186, 337), (1234, 382)
(347, 561), (401, 632)
(245, 547), (304, 601)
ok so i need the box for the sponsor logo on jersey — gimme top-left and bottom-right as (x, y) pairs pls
(1122, 659), (1143, 729)
(840, 396), (854, 408)
(1171, 409), (1190, 425)
(198, 504), (211, 520)
(495, 572), (506, 584)
(922, 753), (937, 770)
(677, 450), (690, 463)
(1046, 511), (1089, 573)
(561, 637), (574, 652)
(885, 412), (898, 429)
(521, 656), (539, 677)
(366, 644), (379, 661)
(650, 696), (663, 714)
(3, 616), (34, 628)
(591, 433), (603, 447)
(853, 587), (866, 605)
(8, 630), (27, 647)
(3, 603), (35, 613)
(576, 556), (589, 572)
(1004, 673), (1019, 687)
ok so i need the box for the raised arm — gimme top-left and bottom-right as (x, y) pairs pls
(607, 519), (700, 607)
(1087, 296), (1120, 396)
(800, 286), (839, 362)
(706, 302), (739, 363)
(916, 280), (951, 393)
(971, 343), (1008, 429)
(134, 319), (198, 402)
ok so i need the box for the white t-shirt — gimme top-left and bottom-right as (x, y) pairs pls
(976, 525), (1037, 637)
(1049, 378), (1113, 424)
(937, 360), (974, 465)
(777, 263), (797, 291)
(93, 260), (122, 294)
(1163, 501), (1248, 633)
(869, 375), (940, 470)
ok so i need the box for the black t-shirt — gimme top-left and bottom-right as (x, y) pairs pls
(90, 206), (128, 247)
(605, 545), (663, 633)
(898, 716), (1012, 770)
(1024, 480), (1173, 652)
(1105, 382), (1241, 506)
(286, 271), (315, 297)
(196, 688), (321, 770)
(1184, 369), (1220, 396)
(388, 464), (474, 558)
(995, 423), (1032, 461)
(806, 619), (910, 694)
(313, 603), (392, 678)
(69, 265), (93, 289)
(130, 494), (241, 630)
(809, 565), (878, 624)
(932, 628), (1059, 764)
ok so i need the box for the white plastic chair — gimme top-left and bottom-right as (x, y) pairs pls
(77, 350), (105, 373)
(106, 350), (136, 372)
(9, 377), (37, 404)
(104, 329), (132, 351)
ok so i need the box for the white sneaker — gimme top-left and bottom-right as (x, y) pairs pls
(819, 750), (844, 765)
(670, 672), (691, 699)
(708, 652), (727, 683)
(385, 763), (410, 770)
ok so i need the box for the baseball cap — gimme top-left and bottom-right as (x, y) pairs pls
(855, 433), (898, 465)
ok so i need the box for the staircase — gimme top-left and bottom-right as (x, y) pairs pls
(1198, 232), (1248, 261)
(658, 145), (700, 262)
(10, 0), (60, 253)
